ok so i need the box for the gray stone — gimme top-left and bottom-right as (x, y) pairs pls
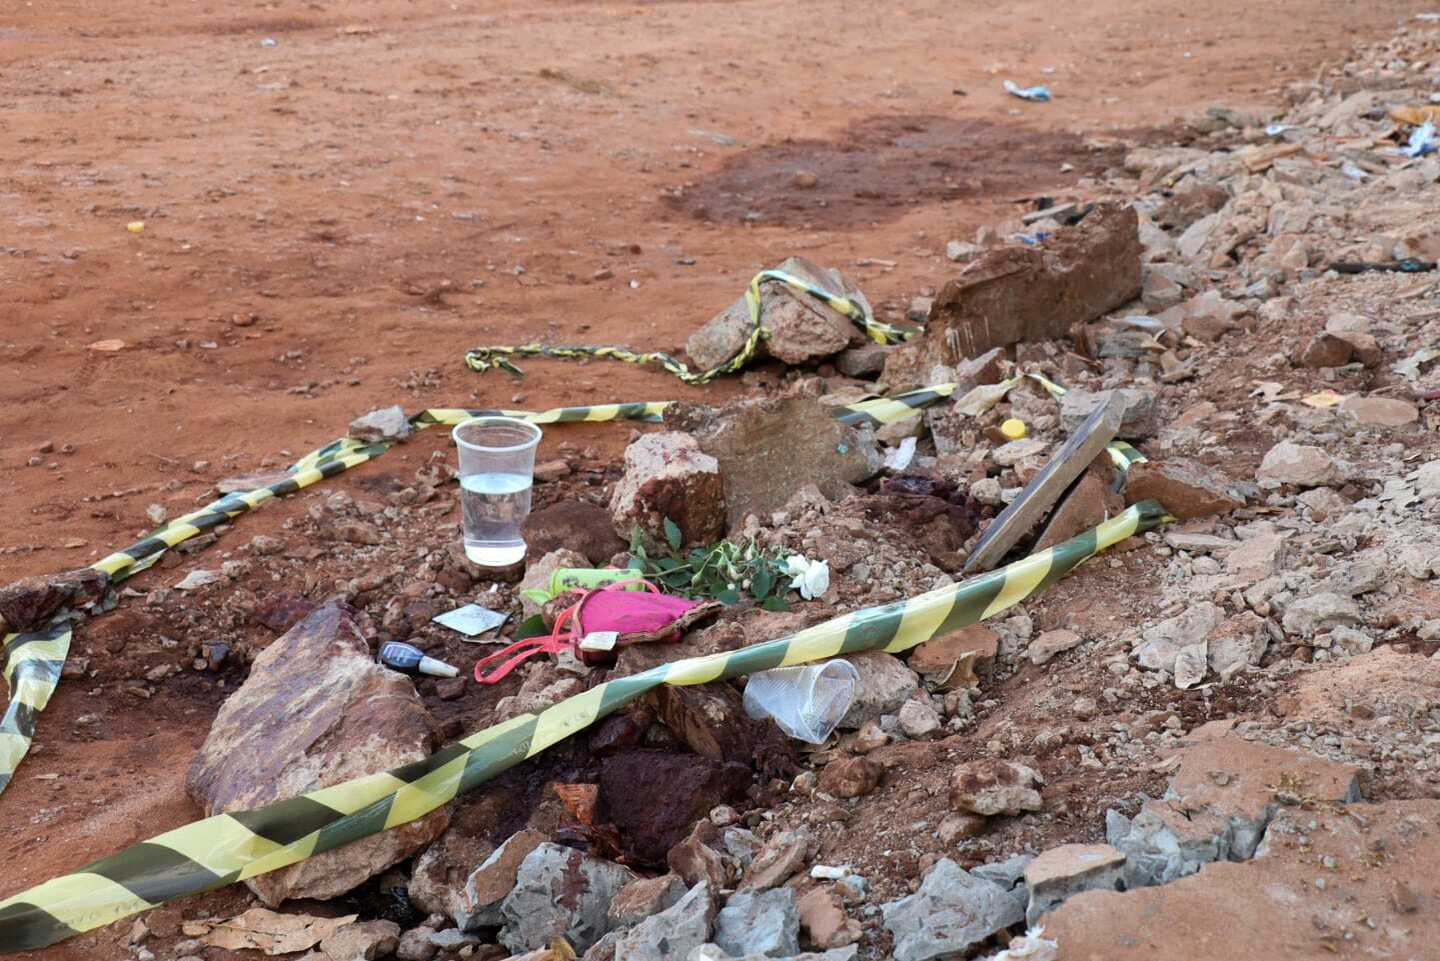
(835, 345), (890, 378)
(949, 759), (1044, 817)
(1417, 461), (1440, 498)
(499, 843), (637, 953)
(407, 828), (495, 925)
(1028, 629), (1082, 666)
(349, 405), (414, 444)
(427, 929), (481, 951)
(185, 604), (448, 906)
(897, 699), (942, 739)
(458, 829), (550, 930)
(614, 882), (717, 961)
(1023, 844), (1127, 924)
(396, 927), (437, 961)
(1256, 442), (1340, 488)
(1059, 388), (1159, 440)
(714, 889), (800, 958)
(1281, 592), (1362, 637)
(609, 874), (689, 928)
(839, 652), (920, 729)
(881, 859), (1025, 961)
(1134, 602), (1223, 673)
(1207, 613), (1269, 674)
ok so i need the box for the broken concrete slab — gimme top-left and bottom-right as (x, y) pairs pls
(881, 859), (1025, 961)
(186, 604), (449, 906)
(610, 432), (727, 549)
(1023, 843), (1126, 924)
(668, 397), (882, 529)
(880, 203), (1141, 384)
(964, 390), (1124, 573)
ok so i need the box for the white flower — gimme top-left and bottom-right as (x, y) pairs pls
(782, 555), (830, 600)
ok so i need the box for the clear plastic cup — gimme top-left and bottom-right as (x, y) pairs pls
(743, 659), (860, 744)
(452, 416), (542, 566)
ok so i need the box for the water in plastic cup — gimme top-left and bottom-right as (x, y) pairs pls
(452, 416), (542, 566)
(743, 659), (860, 744)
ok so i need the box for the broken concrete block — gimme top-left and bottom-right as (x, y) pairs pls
(186, 604), (449, 906)
(671, 396), (882, 529)
(610, 432), (726, 549)
(348, 405), (413, 444)
(1122, 458), (1244, 520)
(498, 843), (636, 953)
(1023, 843), (1127, 924)
(881, 859), (1025, 961)
(880, 204), (1141, 385)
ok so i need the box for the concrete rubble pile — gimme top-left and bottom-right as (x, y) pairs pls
(23, 17), (1440, 961)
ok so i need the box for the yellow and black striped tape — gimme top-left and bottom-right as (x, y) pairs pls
(463, 268), (918, 385)
(0, 379), (1139, 797)
(0, 500), (1167, 952)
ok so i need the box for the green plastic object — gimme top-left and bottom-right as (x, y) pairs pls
(518, 568), (644, 606)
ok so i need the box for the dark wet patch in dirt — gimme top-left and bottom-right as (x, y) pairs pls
(662, 114), (1125, 228)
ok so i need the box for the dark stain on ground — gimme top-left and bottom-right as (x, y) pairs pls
(662, 114), (1124, 228)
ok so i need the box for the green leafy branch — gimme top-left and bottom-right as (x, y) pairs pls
(629, 520), (793, 611)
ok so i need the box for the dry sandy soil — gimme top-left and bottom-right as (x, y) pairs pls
(1, 1), (1435, 959)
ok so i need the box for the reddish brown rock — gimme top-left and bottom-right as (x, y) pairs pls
(818, 757), (883, 799)
(609, 431), (725, 549)
(1154, 184), (1230, 231)
(1332, 330), (1383, 367)
(1296, 332), (1354, 368)
(739, 830), (810, 891)
(0, 567), (109, 633)
(667, 826), (730, 891)
(1034, 455), (1125, 551)
(1340, 395), (1419, 428)
(1123, 458), (1244, 520)
(882, 204), (1141, 384)
(910, 625), (1000, 676)
(186, 604), (449, 905)
(607, 873), (687, 928)
(522, 501), (625, 565)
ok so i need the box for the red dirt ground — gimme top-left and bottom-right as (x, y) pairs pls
(1, 1), (1433, 958)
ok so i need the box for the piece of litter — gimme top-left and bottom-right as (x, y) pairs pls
(578, 631), (619, 653)
(1000, 418), (1028, 440)
(1003, 80), (1052, 102)
(1014, 231), (1052, 246)
(175, 570), (221, 591)
(1398, 120), (1438, 158)
(1265, 122), (1294, 136)
(432, 603), (509, 638)
(1301, 390), (1345, 409)
(883, 436), (917, 472)
(182, 908), (356, 955)
(88, 339), (126, 352)
(260, 37), (278, 47)
(126, 221), (145, 234)
(1340, 160), (1369, 181)
(810, 864), (849, 880)
(782, 555), (830, 600)
(378, 641), (459, 678)
(1393, 347), (1440, 382)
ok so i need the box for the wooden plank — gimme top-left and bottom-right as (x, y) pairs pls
(963, 391), (1125, 573)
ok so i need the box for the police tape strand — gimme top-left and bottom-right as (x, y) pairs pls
(463, 268), (918, 385)
(0, 500), (1168, 951)
(0, 378), (1138, 800)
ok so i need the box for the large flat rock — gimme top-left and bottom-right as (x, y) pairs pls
(186, 603), (448, 905)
